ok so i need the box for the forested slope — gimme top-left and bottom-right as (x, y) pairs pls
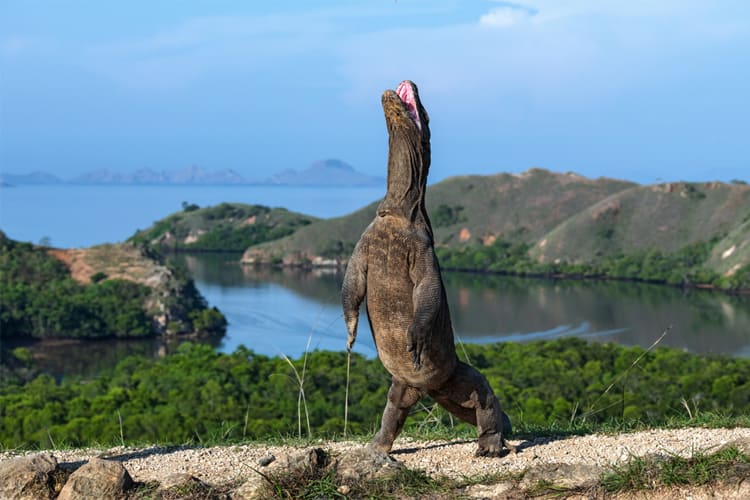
(0, 232), (225, 340)
(2, 339), (749, 448)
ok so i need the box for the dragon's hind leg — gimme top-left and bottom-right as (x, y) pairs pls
(428, 361), (512, 457)
(370, 378), (423, 453)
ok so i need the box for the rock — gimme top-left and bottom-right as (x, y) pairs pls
(520, 463), (604, 490)
(158, 472), (211, 496)
(159, 472), (202, 489)
(273, 447), (328, 473)
(234, 447), (404, 499)
(733, 480), (750, 499)
(232, 448), (329, 500)
(57, 457), (133, 500)
(465, 481), (515, 498)
(0, 453), (59, 500)
(335, 446), (404, 483)
(231, 476), (268, 500)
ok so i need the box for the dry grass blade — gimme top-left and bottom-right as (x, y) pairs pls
(454, 333), (473, 366)
(118, 410), (125, 446)
(344, 348), (351, 438)
(581, 325), (672, 420)
(280, 350), (311, 439)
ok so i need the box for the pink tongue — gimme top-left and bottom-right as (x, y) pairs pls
(396, 81), (422, 131)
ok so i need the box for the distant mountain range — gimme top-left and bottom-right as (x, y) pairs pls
(0, 171), (64, 185)
(266, 159), (384, 186)
(0, 159), (384, 187)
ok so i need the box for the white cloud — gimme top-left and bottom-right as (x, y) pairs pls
(479, 5), (535, 28)
(338, 0), (749, 108)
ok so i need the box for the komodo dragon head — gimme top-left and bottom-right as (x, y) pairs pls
(378, 80), (432, 233)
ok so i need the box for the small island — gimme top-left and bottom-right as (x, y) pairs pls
(128, 202), (317, 253)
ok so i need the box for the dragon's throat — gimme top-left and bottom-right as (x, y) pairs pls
(382, 148), (427, 223)
(397, 81), (422, 131)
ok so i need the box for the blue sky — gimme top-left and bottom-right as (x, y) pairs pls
(1, 0), (748, 184)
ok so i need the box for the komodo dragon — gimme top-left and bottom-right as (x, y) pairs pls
(342, 80), (512, 457)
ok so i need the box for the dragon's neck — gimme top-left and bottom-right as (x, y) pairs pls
(378, 133), (431, 236)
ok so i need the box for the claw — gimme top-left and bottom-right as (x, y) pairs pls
(407, 326), (425, 370)
(476, 433), (510, 458)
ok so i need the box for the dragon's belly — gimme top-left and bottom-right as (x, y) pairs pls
(365, 276), (457, 389)
(362, 218), (457, 388)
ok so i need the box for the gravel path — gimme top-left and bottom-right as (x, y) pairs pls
(2, 427), (749, 487)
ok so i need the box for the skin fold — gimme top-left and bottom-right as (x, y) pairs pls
(342, 80), (512, 457)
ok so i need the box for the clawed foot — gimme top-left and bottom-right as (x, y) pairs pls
(475, 433), (515, 458)
(369, 433), (395, 454)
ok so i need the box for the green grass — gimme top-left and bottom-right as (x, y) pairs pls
(602, 445), (750, 493)
(6, 411), (745, 459)
(131, 479), (238, 499)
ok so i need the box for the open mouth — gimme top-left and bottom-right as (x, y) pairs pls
(396, 81), (422, 131)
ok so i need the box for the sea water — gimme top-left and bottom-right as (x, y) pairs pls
(0, 184), (384, 248)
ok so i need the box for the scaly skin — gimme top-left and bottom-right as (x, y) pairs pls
(342, 80), (512, 457)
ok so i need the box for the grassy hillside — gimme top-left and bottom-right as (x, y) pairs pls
(426, 168), (636, 246)
(238, 170), (749, 289)
(706, 217), (750, 277)
(242, 168), (634, 264)
(530, 181), (750, 264)
(129, 202), (318, 252)
(241, 200), (380, 265)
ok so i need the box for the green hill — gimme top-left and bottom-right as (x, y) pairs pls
(239, 169), (749, 290)
(240, 201), (380, 265)
(129, 202), (318, 252)
(241, 168), (634, 264)
(530, 181), (750, 262)
(426, 169), (636, 246)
